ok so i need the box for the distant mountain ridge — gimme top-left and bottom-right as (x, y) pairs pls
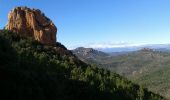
(95, 44), (170, 53)
(72, 47), (109, 62)
(73, 46), (170, 98)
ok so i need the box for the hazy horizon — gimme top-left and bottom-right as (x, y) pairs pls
(1, 0), (170, 49)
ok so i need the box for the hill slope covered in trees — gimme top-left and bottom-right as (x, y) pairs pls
(73, 47), (170, 98)
(0, 30), (165, 100)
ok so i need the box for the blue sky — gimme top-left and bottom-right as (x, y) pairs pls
(0, 0), (170, 49)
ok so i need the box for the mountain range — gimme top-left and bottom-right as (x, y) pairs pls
(95, 44), (170, 53)
(73, 47), (170, 98)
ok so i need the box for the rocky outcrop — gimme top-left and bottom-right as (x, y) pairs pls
(5, 7), (57, 45)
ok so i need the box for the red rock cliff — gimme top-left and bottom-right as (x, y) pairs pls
(5, 7), (57, 45)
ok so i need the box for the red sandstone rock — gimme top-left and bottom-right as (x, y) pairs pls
(6, 7), (57, 45)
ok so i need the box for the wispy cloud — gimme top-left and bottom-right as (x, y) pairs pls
(67, 41), (148, 50)
(86, 42), (146, 48)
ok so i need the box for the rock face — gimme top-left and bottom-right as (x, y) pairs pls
(6, 7), (57, 45)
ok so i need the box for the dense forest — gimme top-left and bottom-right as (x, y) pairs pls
(0, 30), (165, 100)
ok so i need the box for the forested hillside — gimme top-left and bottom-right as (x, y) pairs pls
(73, 47), (170, 98)
(0, 30), (164, 100)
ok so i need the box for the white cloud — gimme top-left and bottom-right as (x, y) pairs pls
(67, 41), (148, 50)
(85, 41), (148, 48)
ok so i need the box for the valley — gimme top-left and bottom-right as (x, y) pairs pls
(73, 47), (170, 98)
